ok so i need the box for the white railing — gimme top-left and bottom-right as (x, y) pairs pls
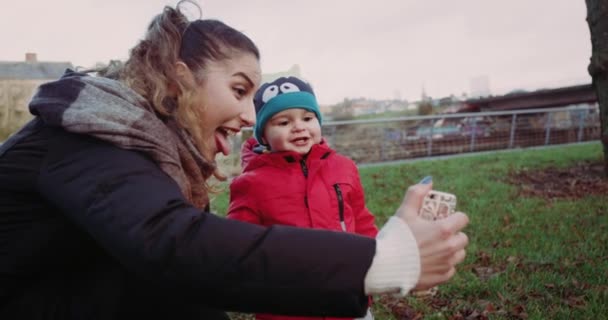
(237, 104), (601, 165)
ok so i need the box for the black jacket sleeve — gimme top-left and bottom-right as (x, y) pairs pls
(36, 131), (376, 317)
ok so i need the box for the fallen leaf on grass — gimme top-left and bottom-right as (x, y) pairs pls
(473, 267), (503, 281)
(483, 302), (496, 313)
(475, 251), (492, 266)
(465, 310), (487, 320)
(506, 256), (518, 264)
(497, 292), (508, 303)
(510, 304), (528, 319)
(507, 160), (608, 200)
(378, 294), (421, 320)
(565, 295), (587, 308)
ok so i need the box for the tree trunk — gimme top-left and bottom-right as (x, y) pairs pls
(586, 0), (608, 177)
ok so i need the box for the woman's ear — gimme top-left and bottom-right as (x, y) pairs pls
(175, 61), (195, 86)
(170, 61), (195, 96)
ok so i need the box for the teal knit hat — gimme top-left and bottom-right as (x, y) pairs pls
(253, 76), (322, 144)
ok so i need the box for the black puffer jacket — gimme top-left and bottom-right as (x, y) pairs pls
(0, 119), (375, 319)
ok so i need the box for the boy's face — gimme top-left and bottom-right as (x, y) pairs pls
(262, 108), (322, 154)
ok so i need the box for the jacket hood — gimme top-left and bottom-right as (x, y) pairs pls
(29, 69), (154, 126)
(27, 69), (213, 209)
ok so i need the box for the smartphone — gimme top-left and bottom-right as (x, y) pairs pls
(419, 190), (457, 221)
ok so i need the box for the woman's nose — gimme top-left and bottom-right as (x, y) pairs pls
(240, 106), (256, 127)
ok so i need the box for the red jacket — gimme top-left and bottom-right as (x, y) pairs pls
(228, 141), (378, 320)
(239, 136), (259, 169)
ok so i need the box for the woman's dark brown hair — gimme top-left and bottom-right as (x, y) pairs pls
(107, 0), (259, 184)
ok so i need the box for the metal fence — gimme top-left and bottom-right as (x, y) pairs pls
(238, 104), (600, 165)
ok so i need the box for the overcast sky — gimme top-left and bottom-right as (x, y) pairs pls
(0, 0), (592, 105)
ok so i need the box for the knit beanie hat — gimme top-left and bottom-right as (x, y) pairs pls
(253, 76), (322, 144)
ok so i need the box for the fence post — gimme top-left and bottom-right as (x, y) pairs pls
(544, 112), (552, 145)
(381, 129), (387, 161)
(470, 117), (477, 152)
(577, 110), (585, 142)
(509, 113), (517, 148)
(427, 119), (434, 157)
(328, 125), (337, 147)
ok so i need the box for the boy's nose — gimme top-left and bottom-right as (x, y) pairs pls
(292, 120), (305, 131)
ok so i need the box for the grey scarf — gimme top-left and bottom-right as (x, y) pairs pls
(29, 70), (212, 209)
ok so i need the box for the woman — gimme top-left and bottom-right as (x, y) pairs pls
(0, 2), (469, 319)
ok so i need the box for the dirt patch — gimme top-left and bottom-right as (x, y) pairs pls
(507, 160), (608, 200)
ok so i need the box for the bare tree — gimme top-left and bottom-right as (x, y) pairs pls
(586, 0), (608, 176)
(329, 98), (355, 121)
(417, 100), (434, 116)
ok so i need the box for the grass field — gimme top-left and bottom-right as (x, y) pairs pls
(211, 142), (607, 320)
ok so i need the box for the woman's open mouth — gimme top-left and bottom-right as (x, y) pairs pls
(215, 127), (239, 156)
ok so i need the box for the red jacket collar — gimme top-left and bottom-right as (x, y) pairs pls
(242, 141), (334, 172)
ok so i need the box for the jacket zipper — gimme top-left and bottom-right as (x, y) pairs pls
(333, 184), (346, 231)
(300, 159), (308, 208)
(299, 158), (308, 178)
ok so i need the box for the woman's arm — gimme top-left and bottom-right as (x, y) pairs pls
(37, 131), (374, 317)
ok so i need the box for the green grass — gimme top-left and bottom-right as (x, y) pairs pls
(211, 143), (607, 319)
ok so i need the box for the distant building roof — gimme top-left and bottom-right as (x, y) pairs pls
(0, 61), (73, 80)
(0, 53), (72, 80)
(461, 83), (596, 112)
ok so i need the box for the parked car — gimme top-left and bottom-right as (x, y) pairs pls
(460, 116), (493, 137)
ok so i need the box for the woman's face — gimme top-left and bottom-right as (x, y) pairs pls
(190, 53), (261, 159)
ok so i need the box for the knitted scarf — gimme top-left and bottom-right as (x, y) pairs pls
(28, 70), (212, 209)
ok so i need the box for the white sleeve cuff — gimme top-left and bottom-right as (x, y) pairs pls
(363, 216), (421, 296)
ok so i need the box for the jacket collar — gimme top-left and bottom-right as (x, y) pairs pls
(243, 141), (334, 171)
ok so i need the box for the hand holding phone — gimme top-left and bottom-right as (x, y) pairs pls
(413, 190), (458, 297)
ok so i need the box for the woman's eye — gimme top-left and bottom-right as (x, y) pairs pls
(234, 87), (246, 97)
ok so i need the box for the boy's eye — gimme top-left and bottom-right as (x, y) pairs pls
(278, 121), (289, 126)
(303, 116), (313, 121)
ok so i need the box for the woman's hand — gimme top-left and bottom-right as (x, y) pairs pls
(396, 181), (469, 290)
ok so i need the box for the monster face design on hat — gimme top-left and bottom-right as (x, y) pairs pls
(253, 76), (322, 144)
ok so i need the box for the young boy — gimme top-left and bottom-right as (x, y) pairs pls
(227, 76), (378, 320)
